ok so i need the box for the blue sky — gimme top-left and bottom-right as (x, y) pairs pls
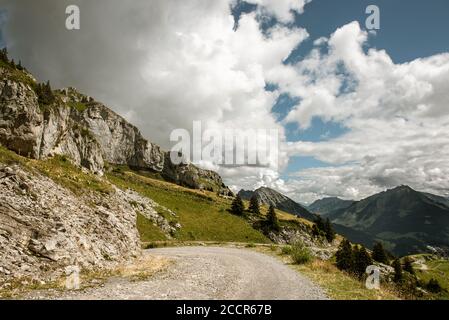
(234, 0), (449, 178)
(2, 0), (449, 201)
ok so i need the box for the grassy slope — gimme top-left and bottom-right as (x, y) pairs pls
(0, 146), (112, 195)
(410, 254), (449, 299)
(0, 146), (268, 243)
(255, 246), (399, 300)
(107, 169), (270, 243)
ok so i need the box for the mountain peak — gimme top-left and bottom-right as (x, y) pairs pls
(238, 187), (316, 221)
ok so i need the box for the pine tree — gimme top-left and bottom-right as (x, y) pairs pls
(266, 205), (280, 231)
(336, 239), (353, 272)
(311, 224), (321, 237)
(352, 245), (373, 278)
(393, 258), (403, 283)
(0, 47), (8, 63)
(372, 242), (389, 264)
(37, 80), (55, 106)
(324, 218), (336, 243)
(314, 215), (325, 231)
(231, 194), (244, 216)
(403, 257), (415, 275)
(248, 195), (260, 216)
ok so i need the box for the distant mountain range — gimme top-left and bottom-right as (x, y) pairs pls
(243, 185), (449, 256)
(308, 197), (355, 215)
(238, 187), (316, 221)
(325, 186), (449, 256)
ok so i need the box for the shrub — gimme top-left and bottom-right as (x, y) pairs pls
(290, 241), (312, 265)
(426, 278), (442, 293)
(281, 245), (293, 255)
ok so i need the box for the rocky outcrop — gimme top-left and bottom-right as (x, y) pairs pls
(162, 152), (233, 196)
(239, 187), (316, 221)
(0, 67), (231, 195)
(0, 162), (179, 285)
(0, 164), (138, 283)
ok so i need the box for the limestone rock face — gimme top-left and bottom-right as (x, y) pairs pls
(162, 152), (233, 196)
(0, 164), (141, 283)
(0, 76), (44, 158)
(0, 67), (229, 193)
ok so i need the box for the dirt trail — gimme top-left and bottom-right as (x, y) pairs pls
(24, 246), (329, 300)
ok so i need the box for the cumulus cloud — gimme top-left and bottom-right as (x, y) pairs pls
(244, 0), (311, 23)
(281, 22), (449, 203)
(2, 1), (449, 204)
(1, 0), (308, 191)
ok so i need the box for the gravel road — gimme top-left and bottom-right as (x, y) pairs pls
(25, 246), (329, 300)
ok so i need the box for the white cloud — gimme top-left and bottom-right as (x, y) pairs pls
(3, 1), (449, 204)
(2, 0), (307, 191)
(281, 22), (449, 203)
(244, 0), (311, 23)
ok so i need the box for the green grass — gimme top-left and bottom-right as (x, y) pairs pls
(68, 101), (88, 112)
(0, 61), (37, 90)
(256, 246), (400, 300)
(411, 255), (449, 299)
(290, 241), (313, 265)
(136, 213), (168, 242)
(107, 170), (270, 243)
(0, 146), (112, 195)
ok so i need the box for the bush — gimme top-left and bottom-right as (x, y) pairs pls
(290, 241), (312, 265)
(281, 245), (293, 255)
(426, 278), (442, 293)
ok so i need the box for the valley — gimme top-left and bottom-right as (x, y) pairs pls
(1, 55), (449, 301)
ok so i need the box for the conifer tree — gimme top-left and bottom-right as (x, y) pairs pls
(266, 205), (280, 231)
(393, 258), (403, 283)
(248, 195), (260, 216)
(0, 47), (8, 63)
(314, 215), (325, 231)
(352, 245), (373, 278)
(372, 242), (389, 264)
(324, 218), (336, 243)
(336, 239), (353, 272)
(403, 257), (415, 275)
(231, 194), (244, 216)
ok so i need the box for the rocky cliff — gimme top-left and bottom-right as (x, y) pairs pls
(0, 60), (231, 287)
(0, 65), (232, 196)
